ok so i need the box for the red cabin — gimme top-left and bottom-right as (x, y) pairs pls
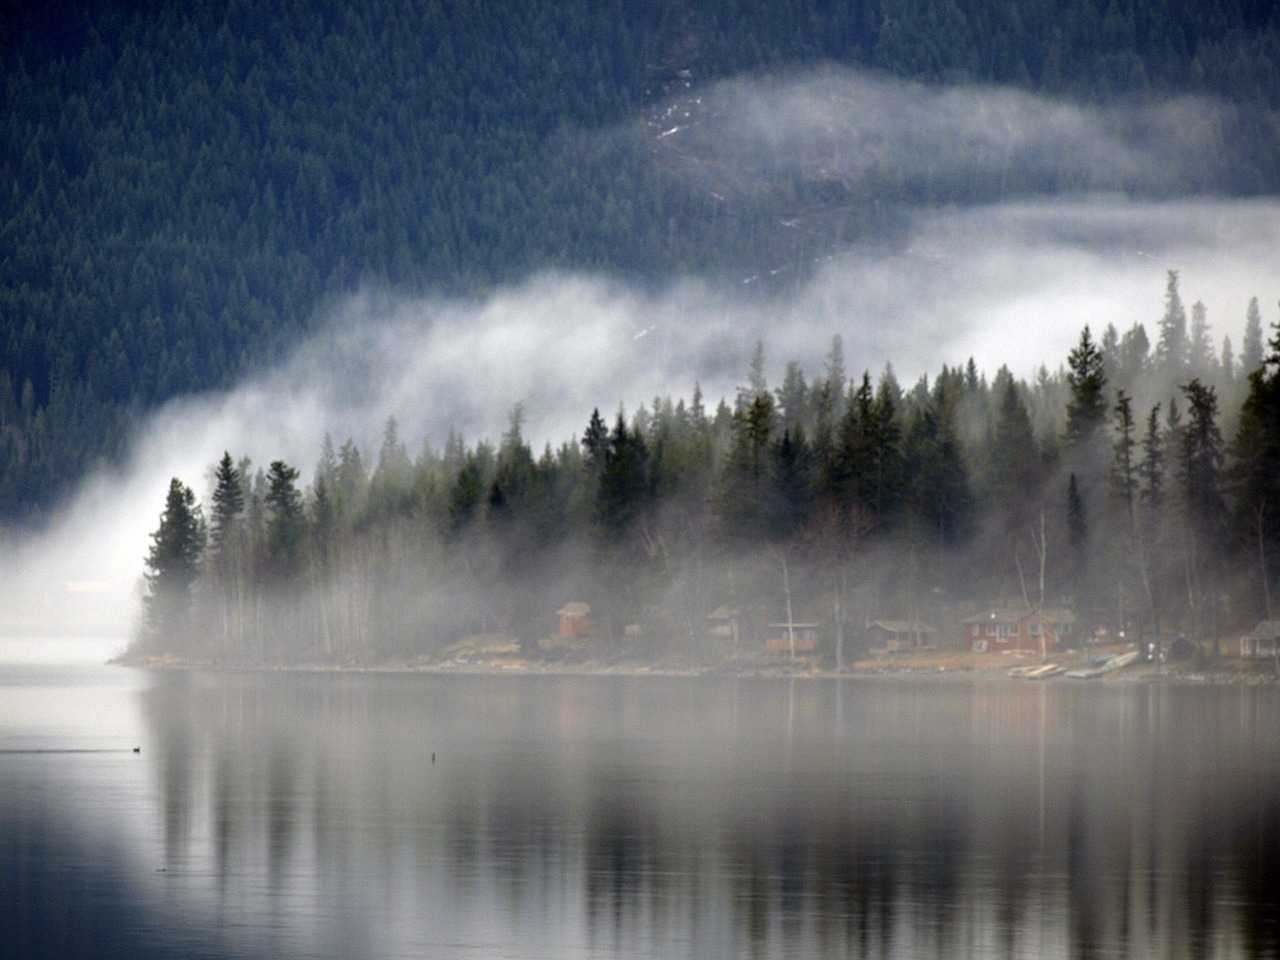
(557, 602), (592, 638)
(962, 607), (1075, 654)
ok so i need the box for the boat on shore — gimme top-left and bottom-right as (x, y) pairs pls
(1008, 662), (1064, 679)
(1066, 650), (1141, 679)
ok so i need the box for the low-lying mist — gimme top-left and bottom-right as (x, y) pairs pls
(4, 66), (1277, 637)
(652, 65), (1253, 200)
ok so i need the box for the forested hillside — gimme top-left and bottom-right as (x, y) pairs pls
(137, 274), (1280, 664)
(4, 0), (1280, 519)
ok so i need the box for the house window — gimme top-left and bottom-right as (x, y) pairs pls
(1029, 620), (1042, 636)
(997, 624), (1009, 641)
(987, 624), (997, 636)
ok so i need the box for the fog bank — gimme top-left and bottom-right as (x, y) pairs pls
(4, 66), (1278, 636)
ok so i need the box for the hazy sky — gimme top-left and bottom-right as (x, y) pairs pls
(6, 66), (1277, 635)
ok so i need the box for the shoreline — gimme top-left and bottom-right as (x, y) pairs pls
(113, 648), (1280, 685)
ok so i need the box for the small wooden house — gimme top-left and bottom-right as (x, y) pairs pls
(708, 605), (766, 646)
(557, 602), (592, 638)
(1241, 621), (1280, 658)
(707, 605), (741, 643)
(962, 607), (1074, 654)
(865, 619), (936, 652)
(764, 623), (819, 655)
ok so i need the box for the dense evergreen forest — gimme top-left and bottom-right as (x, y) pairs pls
(139, 274), (1280, 665)
(4, 0), (1280, 519)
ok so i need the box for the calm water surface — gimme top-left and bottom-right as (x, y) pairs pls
(3, 637), (1280, 959)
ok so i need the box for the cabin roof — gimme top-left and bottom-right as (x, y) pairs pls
(962, 607), (1074, 625)
(868, 619), (936, 634)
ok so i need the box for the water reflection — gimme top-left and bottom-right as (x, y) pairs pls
(128, 673), (1280, 959)
(6, 647), (1280, 959)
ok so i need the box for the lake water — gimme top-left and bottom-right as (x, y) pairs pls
(3, 638), (1280, 959)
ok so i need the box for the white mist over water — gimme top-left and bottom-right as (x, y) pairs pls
(3, 66), (1278, 637)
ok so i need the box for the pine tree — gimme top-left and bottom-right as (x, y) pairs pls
(1188, 301), (1215, 378)
(596, 413), (649, 540)
(447, 453), (485, 537)
(369, 415), (413, 513)
(265, 460), (306, 585)
(988, 375), (1040, 524)
(1231, 361), (1280, 618)
(722, 392), (775, 540)
(868, 376), (905, 531)
(1111, 390), (1156, 628)
(1241, 296), (1265, 374)
(775, 361), (809, 435)
(209, 451), (243, 554)
(1065, 325), (1108, 446)
(772, 426), (813, 539)
(207, 450), (246, 655)
(142, 477), (206, 647)
(904, 383), (972, 546)
(335, 439), (367, 512)
(1067, 472), (1087, 549)
(1138, 404), (1165, 530)
(1176, 380), (1226, 641)
(824, 335), (847, 421)
(581, 407), (609, 473)
(1066, 471), (1088, 605)
(737, 341), (768, 412)
(1156, 270), (1189, 379)
(1179, 380), (1226, 540)
(1110, 392), (1137, 529)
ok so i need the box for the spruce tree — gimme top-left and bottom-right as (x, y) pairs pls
(1231, 362), (1280, 618)
(1156, 270), (1190, 379)
(1067, 473), (1087, 550)
(209, 451), (243, 554)
(581, 408), (609, 474)
(1176, 380), (1226, 641)
(143, 478), (206, 647)
(1241, 297), (1265, 374)
(265, 460), (306, 585)
(1065, 325), (1108, 447)
(988, 375), (1040, 525)
(722, 392), (775, 541)
(1179, 380), (1226, 541)
(596, 413), (649, 540)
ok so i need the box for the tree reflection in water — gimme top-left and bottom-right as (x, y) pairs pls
(133, 672), (1280, 959)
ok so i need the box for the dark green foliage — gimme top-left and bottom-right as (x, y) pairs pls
(1065, 325), (1108, 447)
(1231, 355), (1280, 616)
(447, 454), (485, 538)
(772, 426), (814, 539)
(132, 279), (1280, 661)
(595, 414), (650, 540)
(5, 0), (1280, 518)
(582, 408), (610, 475)
(265, 460), (305, 584)
(1178, 380), (1227, 543)
(990, 376), (1040, 493)
(722, 392), (776, 541)
(904, 380), (973, 545)
(209, 451), (243, 553)
(1110, 391), (1137, 525)
(1139, 402), (1165, 513)
(1241, 298), (1266, 374)
(142, 477), (206, 646)
(1156, 271), (1190, 381)
(1067, 472), (1087, 549)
